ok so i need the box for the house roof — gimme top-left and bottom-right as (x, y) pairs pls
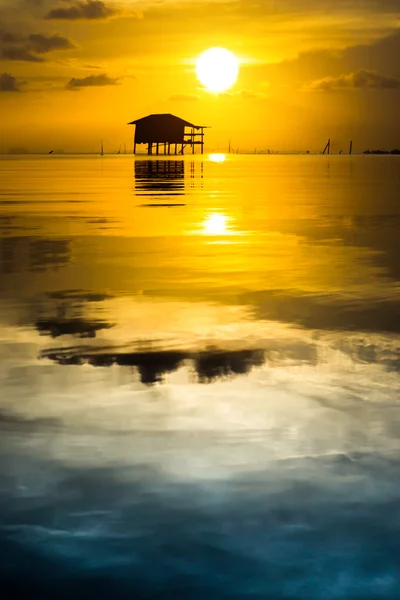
(127, 113), (206, 129)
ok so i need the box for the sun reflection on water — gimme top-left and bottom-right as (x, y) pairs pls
(202, 213), (232, 235)
(209, 153), (226, 163)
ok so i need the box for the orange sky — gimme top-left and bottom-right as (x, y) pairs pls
(0, 0), (400, 153)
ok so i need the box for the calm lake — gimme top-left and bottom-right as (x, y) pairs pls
(1, 154), (400, 598)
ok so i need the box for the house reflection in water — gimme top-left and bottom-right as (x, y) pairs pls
(134, 159), (203, 203)
(135, 160), (185, 197)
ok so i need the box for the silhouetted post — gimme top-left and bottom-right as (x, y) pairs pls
(134, 142), (137, 154)
(349, 140), (353, 155)
(322, 139), (331, 155)
(168, 143), (171, 155)
(148, 143), (153, 155)
(156, 143), (159, 155)
(174, 143), (177, 155)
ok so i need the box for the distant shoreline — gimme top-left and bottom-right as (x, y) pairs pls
(1, 152), (400, 157)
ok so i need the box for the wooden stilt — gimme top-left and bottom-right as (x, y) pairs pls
(322, 139), (331, 155)
(349, 140), (353, 155)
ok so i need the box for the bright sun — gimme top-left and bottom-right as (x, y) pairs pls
(196, 48), (239, 93)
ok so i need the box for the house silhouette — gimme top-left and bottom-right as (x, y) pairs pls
(128, 113), (206, 155)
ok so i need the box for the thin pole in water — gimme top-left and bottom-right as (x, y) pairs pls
(322, 139), (330, 155)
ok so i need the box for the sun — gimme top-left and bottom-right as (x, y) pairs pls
(196, 48), (239, 93)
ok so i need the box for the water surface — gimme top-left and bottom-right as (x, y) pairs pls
(1, 154), (400, 598)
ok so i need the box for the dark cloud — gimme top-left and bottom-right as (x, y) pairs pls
(252, 30), (400, 91)
(45, 0), (116, 20)
(66, 73), (119, 89)
(39, 346), (265, 385)
(1, 46), (44, 62)
(241, 0), (400, 14)
(0, 30), (74, 63)
(36, 317), (113, 338)
(337, 31), (400, 77)
(246, 289), (400, 334)
(0, 409), (60, 429)
(0, 30), (23, 44)
(27, 33), (75, 53)
(309, 69), (400, 90)
(0, 72), (20, 91)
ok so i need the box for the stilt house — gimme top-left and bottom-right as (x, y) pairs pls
(128, 113), (206, 155)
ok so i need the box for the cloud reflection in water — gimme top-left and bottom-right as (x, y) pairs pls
(1, 155), (400, 598)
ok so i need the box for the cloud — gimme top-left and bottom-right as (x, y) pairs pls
(169, 93), (199, 102)
(66, 73), (119, 89)
(82, 63), (102, 70)
(309, 69), (400, 91)
(0, 30), (75, 62)
(236, 89), (263, 99)
(223, 88), (267, 99)
(27, 33), (75, 53)
(45, 0), (116, 20)
(0, 30), (23, 44)
(1, 46), (44, 62)
(0, 72), (20, 91)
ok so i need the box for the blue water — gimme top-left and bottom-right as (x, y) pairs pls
(0, 154), (400, 598)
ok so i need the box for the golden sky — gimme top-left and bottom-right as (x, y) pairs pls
(0, 0), (399, 152)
